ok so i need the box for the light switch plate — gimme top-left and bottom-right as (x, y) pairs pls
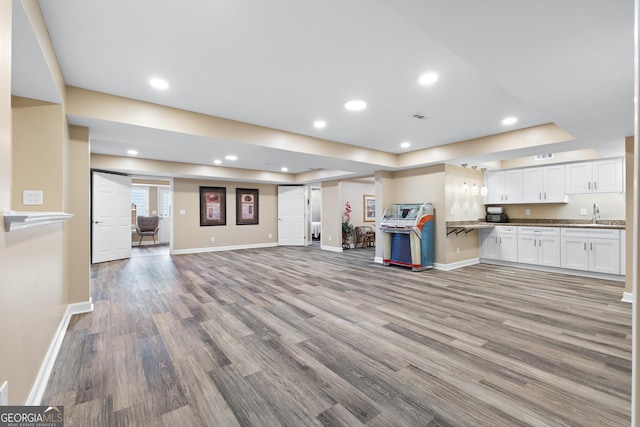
(23, 190), (43, 205)
(525, 209), (531, 216)
(179, 209), (186, 215)
(580, 208), (587, 216)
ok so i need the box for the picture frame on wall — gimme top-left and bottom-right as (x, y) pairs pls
(363, 194), (375, 222)
(200, 186), (226, 226)
(236, 188), (259, 225)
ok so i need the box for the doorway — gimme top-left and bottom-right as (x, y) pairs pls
(131, 176), (172, 256)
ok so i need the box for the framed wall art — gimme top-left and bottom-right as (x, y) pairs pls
(363, 194), (376, 222)
(236, 188), (259, 225)
(200, 186), (226, 226)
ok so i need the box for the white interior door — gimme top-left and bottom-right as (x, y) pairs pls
(157, 186), (171, 244)
(278, 186), (305, 246)
(92, 171), (132, 263)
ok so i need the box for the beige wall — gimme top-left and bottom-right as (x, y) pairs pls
(66, 126), (90, 303)
(321, 180), (341, 249)
(340, 179), (375, 228)
(1, 2), (63, 404)
(389, 165), (447, 264)
(499, 193), (625, 220)
(172, 178), (278, 250)
(0, 2), (90, 404)
(12, 101), (65, 211)
(501, 148), (604, 169)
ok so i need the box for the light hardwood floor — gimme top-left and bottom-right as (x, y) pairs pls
(43, 246), (631, 426)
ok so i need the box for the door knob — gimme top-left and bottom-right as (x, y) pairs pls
(94, 220), (103, 224)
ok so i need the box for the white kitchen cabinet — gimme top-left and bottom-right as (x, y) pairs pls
(560, 228), (620, 275)
(485, 169), (522, 204)
(479, 226), (517, 261)
(565, 158), (623, 194)
(517, 227), (560, 267)
(522, 165), (567, 203)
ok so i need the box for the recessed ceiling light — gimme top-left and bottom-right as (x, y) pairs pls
(127, 149), (138, 155)
(502, 117), (517, 125)
(314, 120), (326, 129)
(149, 77), (169, 90)
(281, 167), (288, 172)
(213, 159), (222, 165)
(344, 100), (367, 111)
(400, 141), (411, 149)
(418, 72), (438, 86)
(225, 155), (238, 161)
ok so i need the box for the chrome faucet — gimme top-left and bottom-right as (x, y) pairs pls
(592, 203), (600, 223)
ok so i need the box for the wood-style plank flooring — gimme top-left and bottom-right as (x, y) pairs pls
(43, 246), (631, 426)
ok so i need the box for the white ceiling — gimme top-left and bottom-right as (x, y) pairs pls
(11, 0), (634, 179)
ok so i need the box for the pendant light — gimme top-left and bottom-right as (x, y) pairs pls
(480, 168), (488, 196)
(461, 164), (469, 194)
(470, 166), (479, 195)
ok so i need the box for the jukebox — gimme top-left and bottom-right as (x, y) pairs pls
(380, 202), (434, 271)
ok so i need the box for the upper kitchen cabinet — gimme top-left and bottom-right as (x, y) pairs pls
(485, 169), (522, 204)
(522, 165), (567, 203)
(565, 158), (623, 194)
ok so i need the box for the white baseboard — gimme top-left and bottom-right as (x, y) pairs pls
(26, 299), (94, 405)
(435, 258), (480, 271)
(171, 242), (278, 255)
(622, 292), (633, 303)
(321, 245), (344, 253)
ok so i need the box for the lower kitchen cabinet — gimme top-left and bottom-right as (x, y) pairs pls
(479, 226), (517, 262)
(560, 228), (620, 275)
(517, 227), (560, 267)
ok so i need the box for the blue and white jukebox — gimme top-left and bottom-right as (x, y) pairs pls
(380, 202), (434, 271)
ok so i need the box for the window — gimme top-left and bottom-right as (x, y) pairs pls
(131, 186), (149, 217)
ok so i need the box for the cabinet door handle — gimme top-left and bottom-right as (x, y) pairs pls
(505, 194), (508, 201)
(499, 237), (502, 244)
(594, 181), (597, 190)
(539, 239), (542, 246)
(584, 242), (587, 250)
(534, 239), (536, 246)
(544, 192), (547, 200)
(590, 242), (593, 251)
(588, 182), (591, 190)
(539, 192), (541, 200)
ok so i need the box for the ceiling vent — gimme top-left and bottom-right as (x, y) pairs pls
(534, 153), (554, 160)
(412, 113), (427, 120)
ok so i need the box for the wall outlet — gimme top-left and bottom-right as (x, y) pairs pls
(0, 381), (8, 406)
(328, 235), (332, 241)
(268, 233), (272, 238)
(179, 209), (186, 215)
(580, 208), (587, 216)
(23, 190), (43, 205)
(456, 247), (460, 254)
(450, 208), (454, 216)
(525, 208), (531, 216)
(211, 236), (215, 242)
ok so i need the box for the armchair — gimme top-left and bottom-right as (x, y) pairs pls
(135, 215), (160, 246)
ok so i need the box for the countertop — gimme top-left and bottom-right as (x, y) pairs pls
(446, 219), (625, 231)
